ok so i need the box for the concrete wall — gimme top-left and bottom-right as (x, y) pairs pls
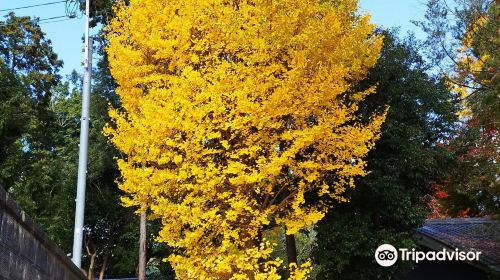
(0, 186), (86, 280)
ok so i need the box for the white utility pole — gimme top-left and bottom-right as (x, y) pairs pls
(72, 0), (92, 268)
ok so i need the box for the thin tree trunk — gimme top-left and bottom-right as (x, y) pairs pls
(98, 253), (109, 280)
(138, 205), (147, 280)
(285, 226), (297, 278)
(85, 236), (97, 280)
(87, 252), (96, 280)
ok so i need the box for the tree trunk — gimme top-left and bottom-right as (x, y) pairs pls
(84, 236), (97, 280)
(87, 252), (96, 280)
(138, 206), (147, 280)
(98, 253), (109, 280)
(285, 226), (297, 278)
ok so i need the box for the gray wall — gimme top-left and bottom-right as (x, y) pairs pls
(0, 186), (86, 280)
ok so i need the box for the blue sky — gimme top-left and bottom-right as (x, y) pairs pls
(1, 0), (429, 77)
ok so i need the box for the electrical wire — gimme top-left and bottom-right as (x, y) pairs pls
(0, 16), (72, 27)
(38, 15), (68, 22)
(39, 18), (75, 25)
(0, 1), (67, 12)
(0, 1), (82, 27)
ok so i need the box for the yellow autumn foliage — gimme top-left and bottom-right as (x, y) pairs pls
(105, 0), (385, 278)
(446, 9), (491, 118)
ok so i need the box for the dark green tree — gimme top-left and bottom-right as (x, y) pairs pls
(0, 59), (29, 189)
(313, 32), (459, 279)
(0, 14), (73, 248)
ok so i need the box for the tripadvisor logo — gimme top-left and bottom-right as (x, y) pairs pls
(374, 244), (482, 267)
(375, 244), (398, 267)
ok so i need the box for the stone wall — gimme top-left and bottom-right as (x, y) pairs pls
(0, 186), (86, 280)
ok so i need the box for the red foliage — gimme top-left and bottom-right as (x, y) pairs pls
(457, 208), (471, 218)
(435, 190), (450, 199)
(426, 183), (449, 219)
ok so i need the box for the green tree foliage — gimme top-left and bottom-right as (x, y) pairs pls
(0, 13), (62, 101)
(0, 13), (157, 278)
(0, 59), (29, 188)
(0, 13), (63, 156)
(0, 14), (71, 247)
(313, 32), (459, 279)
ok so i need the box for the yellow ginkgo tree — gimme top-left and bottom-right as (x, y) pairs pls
(105, 0), (385, 278)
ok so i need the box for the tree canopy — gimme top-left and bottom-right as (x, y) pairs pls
(106, 0), (385, 278)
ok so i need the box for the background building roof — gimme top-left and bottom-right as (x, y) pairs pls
(415, 217), (500, 272)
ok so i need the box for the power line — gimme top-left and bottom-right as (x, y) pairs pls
(0, 16), (73, 27)
(0, 1), (67, 12)
(38, 15), (68, 22)
(39, 18), (75, 25)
